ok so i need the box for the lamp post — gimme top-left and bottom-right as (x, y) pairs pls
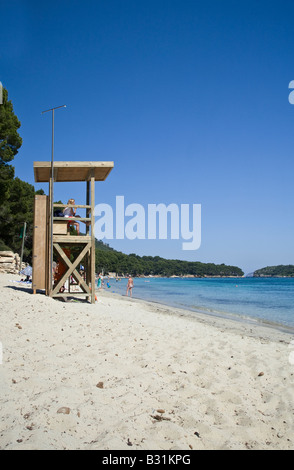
(41, 104), (66, 293)
(19, 221), (27, 271)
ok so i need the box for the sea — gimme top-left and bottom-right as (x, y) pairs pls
(102, 276), (294, 333)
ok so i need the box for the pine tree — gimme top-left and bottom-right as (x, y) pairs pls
(0, 87), (22, 204)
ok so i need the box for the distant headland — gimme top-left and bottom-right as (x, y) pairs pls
(253, 265), (294, 277)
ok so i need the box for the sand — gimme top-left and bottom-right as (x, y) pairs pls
(0, 273), (293, 450)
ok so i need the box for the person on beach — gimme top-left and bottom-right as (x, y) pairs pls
(126, 275), (134, 297)
(63, 198), (80, 235)
(97, 273), (102, 289)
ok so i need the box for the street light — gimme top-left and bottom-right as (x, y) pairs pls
(41, 104), (66, 293)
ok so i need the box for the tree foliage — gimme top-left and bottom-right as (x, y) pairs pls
(0, 177), (44, 261)
(0, 87), (22, 204)
(95, 240), (244, 277)
(0, 86), (44, 261)
(254, 265), (294, 277)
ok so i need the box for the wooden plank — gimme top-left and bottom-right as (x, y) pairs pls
(53, 217), (91, 222)
(86, 180), (90, 236)
(90, 174), (96, 304)
(32, 195), (48, 291)
(48, 176), (53, 296)
(53, 221), (68, 235)
(52, 243), (90, 294)
(86, 181), (90, 285)
(35, 161), (113, 168)
(53, 235), (91, 243)
(52, 242), (91, 296)
(34, 161), (114, 183)
(52, 292), (91, 298)
(52, 262), (82, 296)
(53, 204), (91, 209)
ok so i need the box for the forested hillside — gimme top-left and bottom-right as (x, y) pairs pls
(95, 241), (244, 277)
(254, 265), (294, 277)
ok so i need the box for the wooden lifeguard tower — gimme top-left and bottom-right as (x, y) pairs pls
(32, 161), (114, 303)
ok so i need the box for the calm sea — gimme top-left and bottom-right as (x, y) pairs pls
(102, 277), (294, 332)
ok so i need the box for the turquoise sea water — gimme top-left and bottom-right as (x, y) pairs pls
(102, 277), (294, 332)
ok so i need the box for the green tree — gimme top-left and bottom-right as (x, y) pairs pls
(94, 240), (244, 277)
(0, 177), (44, 261)
(0, 87), (22, 204)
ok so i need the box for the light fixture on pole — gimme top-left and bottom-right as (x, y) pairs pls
(41, 104), (66, 293)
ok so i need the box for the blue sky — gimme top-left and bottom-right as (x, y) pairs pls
(2, 0), (294, 274)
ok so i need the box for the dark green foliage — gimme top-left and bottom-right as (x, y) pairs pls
(95, 240), (244, 277)
(0, 87), (22, 204)
(254, 265), (294, 277)
(0, 177), (44, 261)
(0, 239), (12, 251)
(0, 86), (45, 260)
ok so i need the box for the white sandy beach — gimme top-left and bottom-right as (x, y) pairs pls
(0, 273), (293, 450)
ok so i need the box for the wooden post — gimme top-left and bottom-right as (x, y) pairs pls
(20, 221), (27, 272)
(90, 173), (95, 304)
(86, 181), (90, 236)
(86, 180), (90, 288)
(48, 176), (53, 297)
(32, 195), (49, 294)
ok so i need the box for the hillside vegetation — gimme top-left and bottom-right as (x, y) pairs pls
(95, 241), (244, 277)
(254, 265), (294, 277)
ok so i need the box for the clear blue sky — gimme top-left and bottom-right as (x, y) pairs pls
(2, 0), (294, 274)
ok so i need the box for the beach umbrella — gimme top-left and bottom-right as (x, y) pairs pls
(20, 265), (32, 277)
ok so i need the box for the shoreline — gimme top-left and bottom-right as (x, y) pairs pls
(98, 288), (294, 343)
(98, 278), (294, 340)
(5, 272), (294, 341)
(0, 273), (294, 450)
